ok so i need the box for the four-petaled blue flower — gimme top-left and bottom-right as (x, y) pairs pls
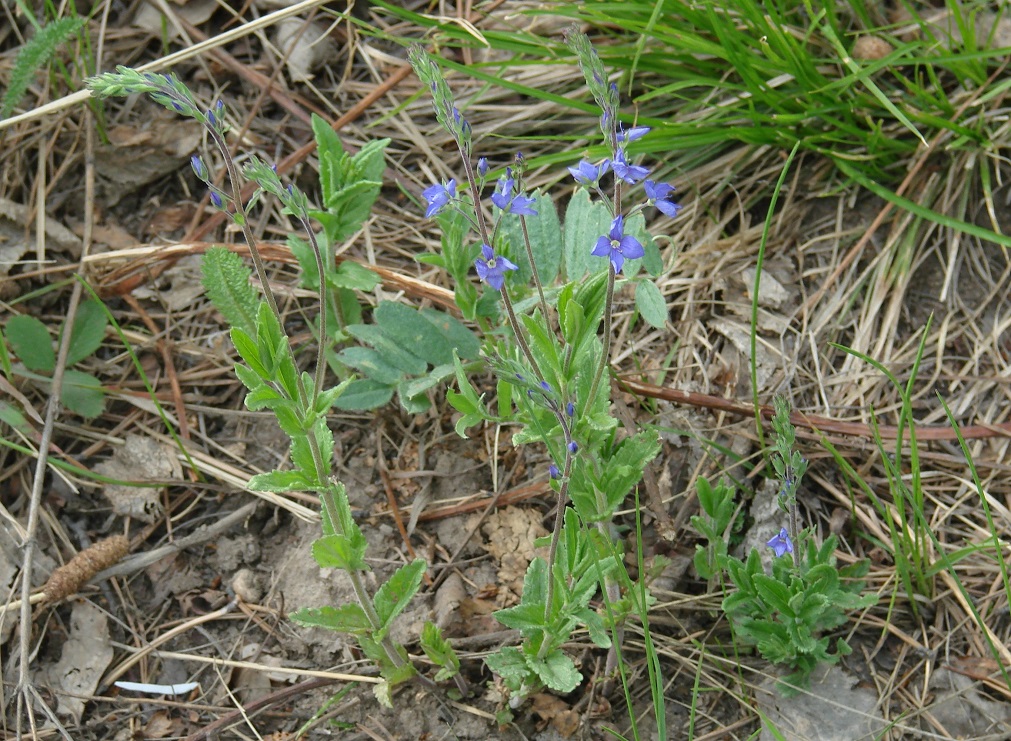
(423, 179), (456, 218)
(591, 215), (644, 274)
(643, 179), (682, 218)
(568, 159), (610, 186)
(474, 243), (518, 290)
(766, 528), (793, 558)
(611, 149), (650, 184)
(491, 177), (537, 216)
(616, 124), (650, 143)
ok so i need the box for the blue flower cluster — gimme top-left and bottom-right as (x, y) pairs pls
(421, 123), (681, 287)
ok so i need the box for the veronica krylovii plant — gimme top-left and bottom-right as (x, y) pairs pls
(410, 29), (680, 713)
(692, 397), (876, 692)
(85, 68), (457, 706)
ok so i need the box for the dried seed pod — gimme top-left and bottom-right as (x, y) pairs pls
(41, 535), (130, 607)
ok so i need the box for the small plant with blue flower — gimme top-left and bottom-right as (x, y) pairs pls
(85, 25), (683, 716)
(408, 29), (680, 712)
(692, 397), (877, 692)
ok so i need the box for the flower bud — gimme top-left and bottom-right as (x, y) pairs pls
(190, 155), (207, 181)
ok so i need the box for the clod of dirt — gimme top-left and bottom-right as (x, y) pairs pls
(133, 0), (217, 39)
(756, 664), (886, 741)
(480, 506), (548, 602)
(231, 567), (265, 603)
(433, 571), (467, 633)
(274, 18), (337, 82)
(94, 434), (181, 522)
(852, 36), (894, 61)
(42, 600), (113, 722)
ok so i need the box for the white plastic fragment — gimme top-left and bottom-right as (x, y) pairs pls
(114, 681), (199, 695)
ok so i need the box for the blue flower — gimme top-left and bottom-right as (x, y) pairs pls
(209, 189), (224, 209)
(491, 177), (537, 216)
(611, 149), (650, 185)
(766, 528), (793, 558)
(567, 441), (579, 453)
(477, 157), (489, 177)
(591, 215), (644, 274)
(566, 401), (575, 417)
(616, 124), (650, 143)
(474, 243), (518, 290)
(423, 179), (456, 218)
(549, 464), (561, 480)
(643, 179), (682, 218)
(568, 159), (610, 186)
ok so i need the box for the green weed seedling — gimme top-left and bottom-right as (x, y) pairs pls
(693, 398), (876, 693)
(87, 68), (447, 707)
(2, 299), (109, 418)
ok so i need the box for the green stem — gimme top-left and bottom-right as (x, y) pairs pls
(585, 265), (616, 413)
(209, 130), (419, 686)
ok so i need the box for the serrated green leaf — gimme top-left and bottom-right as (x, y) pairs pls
(484, 646), (530, 681)
(635, 280), (668, 329)
(336, 346), (405, 385)
(499, 191), (562, 285)
(753, 574), (795, 617)
(6, 315), (54, 373)
(60, 370), (105, 418)
(66, 300), (108, 365)
(312, 532), (367, 571)
(420, 622), (460, 680)
(202, 247), (260, 337)
(290, 603), (373, 635)
(528, 650), (580, 693)
(231, 328), (270, 381)
(243, 384), (289, 412)
(374, 559), (426, 638)
(563, 189), (612, 280)
(598, 428), (662, 514)
(248, 469), (313, 492)
(374, 302), (451, 366)
(331, 378), (395, 411)
(493, 602), (547, 633)
(521, 557), (549, 607)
